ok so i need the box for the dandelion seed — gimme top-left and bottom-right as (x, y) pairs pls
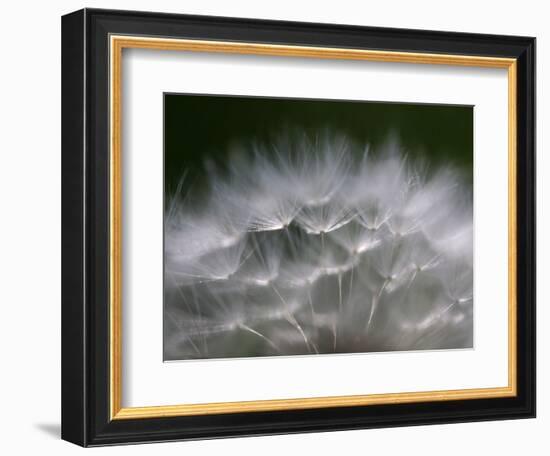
(273, 130), (353, 207)
(167, 239), (248, 285)
(329, 221), (385, 255)
(236, 233), (282, 286)
(296, 201), (356, 235)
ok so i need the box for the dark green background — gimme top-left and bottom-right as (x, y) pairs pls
(164, 94), (473, 194)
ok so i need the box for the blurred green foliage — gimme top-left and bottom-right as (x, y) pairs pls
(164, 94), (473, 193)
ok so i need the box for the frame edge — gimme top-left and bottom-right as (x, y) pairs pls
(61, 8), (88, 448)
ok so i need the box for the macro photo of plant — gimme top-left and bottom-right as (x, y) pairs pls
(163, 94), (473, 361)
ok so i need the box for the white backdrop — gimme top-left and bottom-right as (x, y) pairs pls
(123, 50), (508, 407)
(0, 0), (545, 454)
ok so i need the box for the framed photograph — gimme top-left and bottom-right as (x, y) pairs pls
(61, 8), (535, 447)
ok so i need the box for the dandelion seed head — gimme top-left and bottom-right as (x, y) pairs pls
(164, 130), (473, 359)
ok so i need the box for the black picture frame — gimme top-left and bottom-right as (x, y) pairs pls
(62, 8), (535, 447)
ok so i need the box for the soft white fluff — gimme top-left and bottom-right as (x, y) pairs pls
(164, 132), (473, 360)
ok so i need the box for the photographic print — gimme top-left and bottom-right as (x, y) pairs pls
(62, 11), (535, 444)
(163, 94), (473, 361)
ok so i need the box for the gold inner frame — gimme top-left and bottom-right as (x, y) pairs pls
(109, 35), (518, 420)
